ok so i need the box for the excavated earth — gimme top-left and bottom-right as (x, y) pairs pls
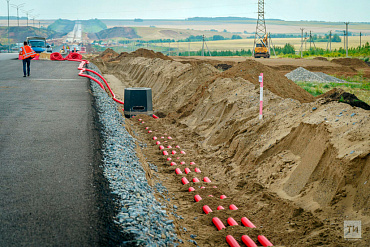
(92, 51), (369, 246)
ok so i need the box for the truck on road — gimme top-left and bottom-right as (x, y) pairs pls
(26, 37), (52, 53)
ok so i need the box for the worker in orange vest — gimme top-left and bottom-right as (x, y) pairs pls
(19, 41), (37, 77)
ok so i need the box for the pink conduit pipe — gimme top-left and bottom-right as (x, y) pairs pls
(226, 235), (241, 247)
(212, 217), (226, 230)
(241, 235), (257, 247)
(258, 235), (273, 246)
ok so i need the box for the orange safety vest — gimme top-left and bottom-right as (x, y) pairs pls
(21, 45), (37, 59)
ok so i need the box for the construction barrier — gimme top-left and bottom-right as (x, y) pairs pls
(212, 217), (226, 230)
(241, 235), (257, 247)
(226, 235), (241, 247)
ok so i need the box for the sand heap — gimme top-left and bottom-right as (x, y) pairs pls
(331, 57), (369, 68)
(95, 48), (118, 61)
(96, 56), (370, 246)
(221, 60), (315, 103)
(111, 48), (173, 61)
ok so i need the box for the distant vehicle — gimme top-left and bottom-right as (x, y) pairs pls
(254, 34), (270, 58)
(46, 44), (52, 53)
(26, 37), (47, 53)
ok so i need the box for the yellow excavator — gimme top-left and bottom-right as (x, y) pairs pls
(254, 34), (270, 58)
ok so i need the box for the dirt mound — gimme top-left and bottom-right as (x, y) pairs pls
(110, 49), (173, 61)
(331, 58), (369, 68)
(314, 56), (328, 61)
(215, 64), (233, 71)
(318, 88), (370, 110)
(88, 27), (140, 40)
(95, 48), (118, 61)
(221, 60), (315, 103)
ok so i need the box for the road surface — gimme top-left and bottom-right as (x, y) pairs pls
(0, 56), (123, 246)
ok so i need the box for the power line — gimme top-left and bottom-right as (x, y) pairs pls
(345, 22), (349, 57)
(10, 3), (25, 27)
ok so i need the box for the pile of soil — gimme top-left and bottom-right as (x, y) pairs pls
(318, 88), (370, 110)
(331, 58), (369, 68)
(111, 48), (173, 61)
(220, 60), (315, 103)
(314, 57), (328, 61)
(215, 64), (233, 71)
(96, 48), (118, 61)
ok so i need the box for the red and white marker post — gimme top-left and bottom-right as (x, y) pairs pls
(259, 73), (263, 120)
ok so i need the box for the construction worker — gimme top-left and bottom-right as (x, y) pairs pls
(19, 41), (37, 77)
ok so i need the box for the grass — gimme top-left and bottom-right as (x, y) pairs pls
(295, 72), (370, 104)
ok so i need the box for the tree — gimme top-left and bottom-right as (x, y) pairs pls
(213, 35), (225, 41)
(231, 35), (242, 40)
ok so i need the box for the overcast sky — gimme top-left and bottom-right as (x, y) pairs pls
(1, 0), (369, 22)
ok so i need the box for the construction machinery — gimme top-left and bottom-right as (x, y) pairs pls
(254, 34), (270, 58)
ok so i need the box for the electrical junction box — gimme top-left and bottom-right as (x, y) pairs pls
(124, 87), (153, 118)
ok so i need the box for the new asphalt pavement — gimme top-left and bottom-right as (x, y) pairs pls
(0, 54), (122, 246)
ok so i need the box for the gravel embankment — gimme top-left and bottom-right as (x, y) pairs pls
(286, 67), (348, 83)
(86, 63), (178, 246)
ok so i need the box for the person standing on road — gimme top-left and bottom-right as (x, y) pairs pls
(19, 41), (36, 77)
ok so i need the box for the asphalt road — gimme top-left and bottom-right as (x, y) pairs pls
(0, 56), (122, 246)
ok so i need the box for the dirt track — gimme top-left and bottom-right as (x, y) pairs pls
(92, 50), (369, 246)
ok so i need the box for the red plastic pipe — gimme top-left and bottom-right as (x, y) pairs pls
(217, 206), (225, 210)
(241, 235), (257, 247)
(227, 217), (239, 226)
(171, 150), (177, 155)
(203, 205), (212, 214)
(167, 136), (172, 139)
(203, 177), (211, 183)
(220, 195), (227, 199)
(184, 168), (191, 174)
(188, 187), (195, 192)
(194, 168), (201, 173)
(194, 195), (202, 202)
(153, 136), (157, 140)
(200, 186), (205, 189)
(170, 162), (177, 166)
(148, 130), (152, 133)
(241, 217), (256, 228)
(159, 145), (164, 150)
(167, 145), (172, 149)
(145, 127), (149, 130)
(180, 161), (185, 165)
(181, 177), (189, 185)
(167, 158), (172, 161)
(156, 141), (161, 145)
(163, 151), (169, 155)
(258, 235), (273, 246)
(175, 168), (182, 174)
(180, 150), (186, 154)
(226, 235), (241, 247)
(229, 204), (238, 210)
(190, 162), (195, 165)
(176, 145), (180, 148)
(152, 114), (159, 119)
(212, 217), (226, 230)
(192, 178), (200, 183)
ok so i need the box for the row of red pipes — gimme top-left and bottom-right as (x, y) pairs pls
(140, 119), (274, 247)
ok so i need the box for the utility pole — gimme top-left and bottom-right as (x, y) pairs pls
(23, 9), (34, 27)
(300, 28), (304, 57)
(343, 30), (346, 51)
(253, 0), (267, 57)
(360, 32), (362, 47)
(11, 3), (24, 27)
(305, 32), (307, 51)
(329, 30), (332, 52)
(345, 22), (349, 57)
(188, 41), (190, 56)
(201, 35), (205, 56)
(309, 31), (312, 50)
(7, 0), (10, 53)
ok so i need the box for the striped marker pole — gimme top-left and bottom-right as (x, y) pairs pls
(259, 73), (263, 120)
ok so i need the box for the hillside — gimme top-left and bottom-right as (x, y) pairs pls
(0, 26), (58, 43)
(88, 27), (140, 40)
